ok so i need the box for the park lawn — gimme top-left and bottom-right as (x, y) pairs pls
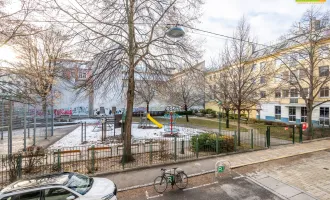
(246, 123), (299, 141)
(132, 116), (247, 132)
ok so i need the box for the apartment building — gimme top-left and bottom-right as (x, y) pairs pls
(205, 18), (330, 126)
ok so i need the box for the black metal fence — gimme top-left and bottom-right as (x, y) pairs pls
(0, 130), (269, 188)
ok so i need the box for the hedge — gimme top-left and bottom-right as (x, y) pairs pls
(175, 111), (193, 115)
(190, 133), (234, 153)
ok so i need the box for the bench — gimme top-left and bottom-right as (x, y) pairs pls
(88, 146), (113, 157)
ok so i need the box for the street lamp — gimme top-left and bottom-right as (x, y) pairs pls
(166, 26), (185, 38)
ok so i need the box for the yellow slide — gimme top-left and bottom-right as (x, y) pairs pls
(147, 113), (163, 128)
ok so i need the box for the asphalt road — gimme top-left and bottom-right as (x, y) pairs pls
(118, 173), (282, 200)
(152, 177), (281, 200)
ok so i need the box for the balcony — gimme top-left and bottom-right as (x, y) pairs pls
(290, 98), (298, 103)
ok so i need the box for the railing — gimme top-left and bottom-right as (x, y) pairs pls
(0, 131), (268, 188)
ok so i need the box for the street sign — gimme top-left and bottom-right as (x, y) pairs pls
(218, 101), (222, 105)
(167, 175), (174, 183)
(218, 166), (225, 173)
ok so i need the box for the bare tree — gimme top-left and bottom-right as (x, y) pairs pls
(0, 0), (36, 47)
(166, 65), (205, 122)
(206, 68), (232, 128)
(134, 80), (158, 113)
(10, 27), (72, 128)
(273, 7), (330, 138)
(220, 17), (277, 145)
(51, 0), (203, 162)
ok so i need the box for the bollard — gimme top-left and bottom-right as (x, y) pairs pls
(181, 140), (184, 154)
(251, 129), (254, 149)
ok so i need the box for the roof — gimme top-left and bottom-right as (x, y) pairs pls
(0, 172), (72, 194)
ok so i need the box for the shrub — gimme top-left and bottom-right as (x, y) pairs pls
(190, 133), (234, 153)
(199, 109), (207, 114)
(176, 111), (193, 115)
(158, 140), (171, 160)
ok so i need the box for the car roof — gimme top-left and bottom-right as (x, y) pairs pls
(0, 172), (73, 194)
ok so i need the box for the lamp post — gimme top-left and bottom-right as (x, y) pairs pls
(166, 26), (185, 38)
(217, 100), (222, 154)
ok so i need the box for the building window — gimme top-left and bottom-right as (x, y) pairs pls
(282, 71), (289, 81)
(301, 107), (307, 123)
(78, 70), (87, 79)
(290, 88), (299, 98)
(260, 91), (266, 98)
(320, 87), (329, 97)
(299, 69), (306, 79)
(290, 70), (298, 82)
(275, 74), (282, 82)
(275, 59), (281, 68)
(260, 62), (266, 70)
(252, 64), (257, 71)
(282, 89), (289, 98)
(320, 107), (329, 126)
(275, 106), (281, 120)
(289, 107), (296, 122)
(260, 76), (266, 84)
(319, 66), (329, 77)
(275, 91), (281, 98)
(301, 88), (309, 98)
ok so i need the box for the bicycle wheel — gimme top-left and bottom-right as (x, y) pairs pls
(175, 172), (188, 189)
(153, 176), (168, 193)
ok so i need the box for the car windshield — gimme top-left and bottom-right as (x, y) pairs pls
(66, 174), (93, 195)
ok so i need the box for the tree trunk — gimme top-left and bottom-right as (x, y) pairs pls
(237, 109), (241, 146)
(306, 103), (313, 140)
(42, 97), (47, 139)
(185, 104), (189, 122)
(122, 0), (135, 163)
(225, 109), (229, 128)
(146, 102), (149, 113)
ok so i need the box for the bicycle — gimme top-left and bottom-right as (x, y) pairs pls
(153, 167), (188, 193)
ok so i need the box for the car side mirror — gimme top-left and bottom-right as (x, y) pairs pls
(66, 196), (76, 200)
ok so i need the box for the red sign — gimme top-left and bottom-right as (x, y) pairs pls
(302, 123), (308, 131)
(284, 127), (288, 130)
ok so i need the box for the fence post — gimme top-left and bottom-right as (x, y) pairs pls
(181, 140), (184, 154)
(122, 144), (125, 169)
(57, 149), (61, 172)
(267, 126), (270, 148)
(299, 125), (303, 143)
(149, 143), (153, 164)
(216, 132), (219, 154)
(174, 136), (177, 162)
(81, 123), (83, 144)
(1, 98), (4, 140)
(23, 104), (27, 152)
(33, 107), (36, 146)
(91, 145), (95, 174)
(292, 126), (295, 144)
(84, 122), (87, 142)
(251, 129), (254, 149)
(17, 154), (22, 179)
(195, 136), (199, 159)
(8, 98), (12, 154)
(234, 133), (237, 152)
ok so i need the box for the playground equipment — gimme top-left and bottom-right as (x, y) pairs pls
(139, 112), (163, 129)
(164, 112), (179, 135)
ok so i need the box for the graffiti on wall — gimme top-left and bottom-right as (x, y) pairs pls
(54, 106), (89, 116)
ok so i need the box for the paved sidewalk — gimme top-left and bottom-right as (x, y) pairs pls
(100, 139), (330, 190)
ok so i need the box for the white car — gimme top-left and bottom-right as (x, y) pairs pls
(0, 172), (117, 200)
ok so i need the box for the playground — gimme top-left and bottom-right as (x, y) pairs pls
(49, 111), (206, 149)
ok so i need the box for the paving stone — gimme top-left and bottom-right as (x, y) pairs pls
(289, 193), (317, 200)
(273, 185), (302, 198)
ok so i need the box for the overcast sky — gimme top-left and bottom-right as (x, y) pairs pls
(196, 0), (330, 67)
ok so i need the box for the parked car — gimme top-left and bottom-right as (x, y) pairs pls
(0, 172), (117, 200)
